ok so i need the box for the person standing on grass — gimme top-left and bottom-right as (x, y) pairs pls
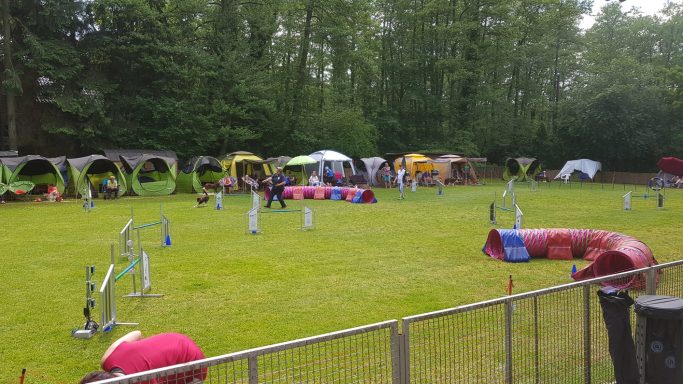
(394, 165), (406, 200)
(79, 331), (206, 384)
(382, 162), (392, 189)
(264, 166), (287, 209)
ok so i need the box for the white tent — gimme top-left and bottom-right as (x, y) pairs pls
(360, 157), (387, 186)
(308, 150), (356, 182)
(554, 159), (602, 180)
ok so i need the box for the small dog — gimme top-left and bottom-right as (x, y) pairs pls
(195, 187), (210, 207)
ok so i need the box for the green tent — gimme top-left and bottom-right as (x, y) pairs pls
(176, 156), (225, 193)
(503, 157), (541, 182)
(0, 155), (66, 193)
(120, 154), (177, 196)
(67, 155), (128, 197)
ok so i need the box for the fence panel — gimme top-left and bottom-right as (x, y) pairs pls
(93, 261), (683, 384)
(94, 320), (398, 384)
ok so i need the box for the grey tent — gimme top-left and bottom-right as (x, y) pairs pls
(361, 157), (387, 186)
(67, 155), (128, 197)
(0, 155), (66, 193)
(119, 154), (177, 196)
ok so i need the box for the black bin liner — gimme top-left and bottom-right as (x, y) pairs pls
(635, 295), (683, 384)
(598, 290), (639, 384)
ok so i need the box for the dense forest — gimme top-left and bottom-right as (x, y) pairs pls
(1, 0), (682, 170)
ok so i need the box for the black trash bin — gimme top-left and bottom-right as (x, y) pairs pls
(634, 295), (683, 384)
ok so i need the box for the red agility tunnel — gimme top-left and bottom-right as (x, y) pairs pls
(482, 228), (656, 289)
(264, 186), (376, 204)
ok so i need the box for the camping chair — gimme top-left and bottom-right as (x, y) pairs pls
(8, 181), (36, 201)
(560, 174), (570, 184)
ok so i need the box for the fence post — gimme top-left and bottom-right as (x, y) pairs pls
(391, 323), (402, 384)
(583, 286), (592, 384)
(248, 356), (258, 384)
(505, 299), (513, 384)
(646, 267), (657, 295)
(400, 319), (410, 384)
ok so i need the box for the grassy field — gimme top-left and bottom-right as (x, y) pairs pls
(1, 181), (682, 383)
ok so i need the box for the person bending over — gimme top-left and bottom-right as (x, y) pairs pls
(80, 331), (205, 384)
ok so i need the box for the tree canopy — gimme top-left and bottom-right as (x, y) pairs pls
(1, 0), (682, 171)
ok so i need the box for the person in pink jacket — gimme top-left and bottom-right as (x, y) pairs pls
(80, 331), (205, 384)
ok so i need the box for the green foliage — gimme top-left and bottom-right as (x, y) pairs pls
(2, 1), (683, 166)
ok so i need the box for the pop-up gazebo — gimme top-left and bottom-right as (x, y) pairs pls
(503, 157), (541, 181)
(308, 150), (356, 182)
(0, 155), (66, 194)
(221, 151), (274, 182)
(119, 154), (177, 196)
(360, 157), (387, 186)
(555, 159), (602, 181)
(67, 155), (128, 197)
(176, 156), (224, 193)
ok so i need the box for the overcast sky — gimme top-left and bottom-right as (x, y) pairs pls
(581, 0), (679, 29)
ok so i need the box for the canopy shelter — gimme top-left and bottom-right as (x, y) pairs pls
(360, 157), (387, 187)
(393, 154), (433, 180)
(435, 155), (479, 184)
(266, 156), (292, 168)
(0, 155), (66, 194)
(221, 151), (274, 182)
(656, 157), (683, 177)
(104, 149), (177, 167)
(119, 154), (177, 196)
(555, 159), (602, 181)
(308, 150), (356, 183)
(503, 157), (541, 181)
(176, 156), (225, 193)
(284, 155), (318, 186)
(66, 155), (128, 197)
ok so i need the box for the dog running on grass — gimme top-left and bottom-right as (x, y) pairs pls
(195, 187), (210, 207)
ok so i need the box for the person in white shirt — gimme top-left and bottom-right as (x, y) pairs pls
(308, 171), (321, 186)
(394, 165), (406, 200)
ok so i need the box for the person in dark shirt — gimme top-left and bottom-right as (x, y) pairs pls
(265, 167), (287, 209)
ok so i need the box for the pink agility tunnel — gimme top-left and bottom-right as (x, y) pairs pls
(483, 228), (656, 289)
(264, 186), (376, 204)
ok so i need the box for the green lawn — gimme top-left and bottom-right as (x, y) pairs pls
(2, 181), (682, 383)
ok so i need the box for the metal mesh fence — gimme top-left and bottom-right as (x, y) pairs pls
(95, 320), (398, 384)
(402, 260), (683, 383)
(94, 261), (683, 384)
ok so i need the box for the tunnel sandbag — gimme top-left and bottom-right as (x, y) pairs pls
(482, 228), (656, 289)
(264, 186), (376, 204)
(482, 229), (530, 262)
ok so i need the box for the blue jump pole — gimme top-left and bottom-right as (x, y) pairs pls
(115, 257), (140, 282)
(133, 221), (161, 230)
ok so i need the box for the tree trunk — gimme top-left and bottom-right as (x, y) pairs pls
(2, 0), (17, 151)
(292, 0), (314, 117)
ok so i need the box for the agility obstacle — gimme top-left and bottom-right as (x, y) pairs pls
(264, 186), (376, 204)
(489, 180), (523, 228)
(82, 186), (94, 212)
(215, 191), (223, 210)
(116, 230), (164, 298)
(72, 265), (99, 339)
(246, 205), (314, 234)
(246, 207), (261, 234)
(118, 206), (172, 259)
(482, 228), (656, 289)
(99, 262), (139, 333)
(623, 190), (665, 210)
